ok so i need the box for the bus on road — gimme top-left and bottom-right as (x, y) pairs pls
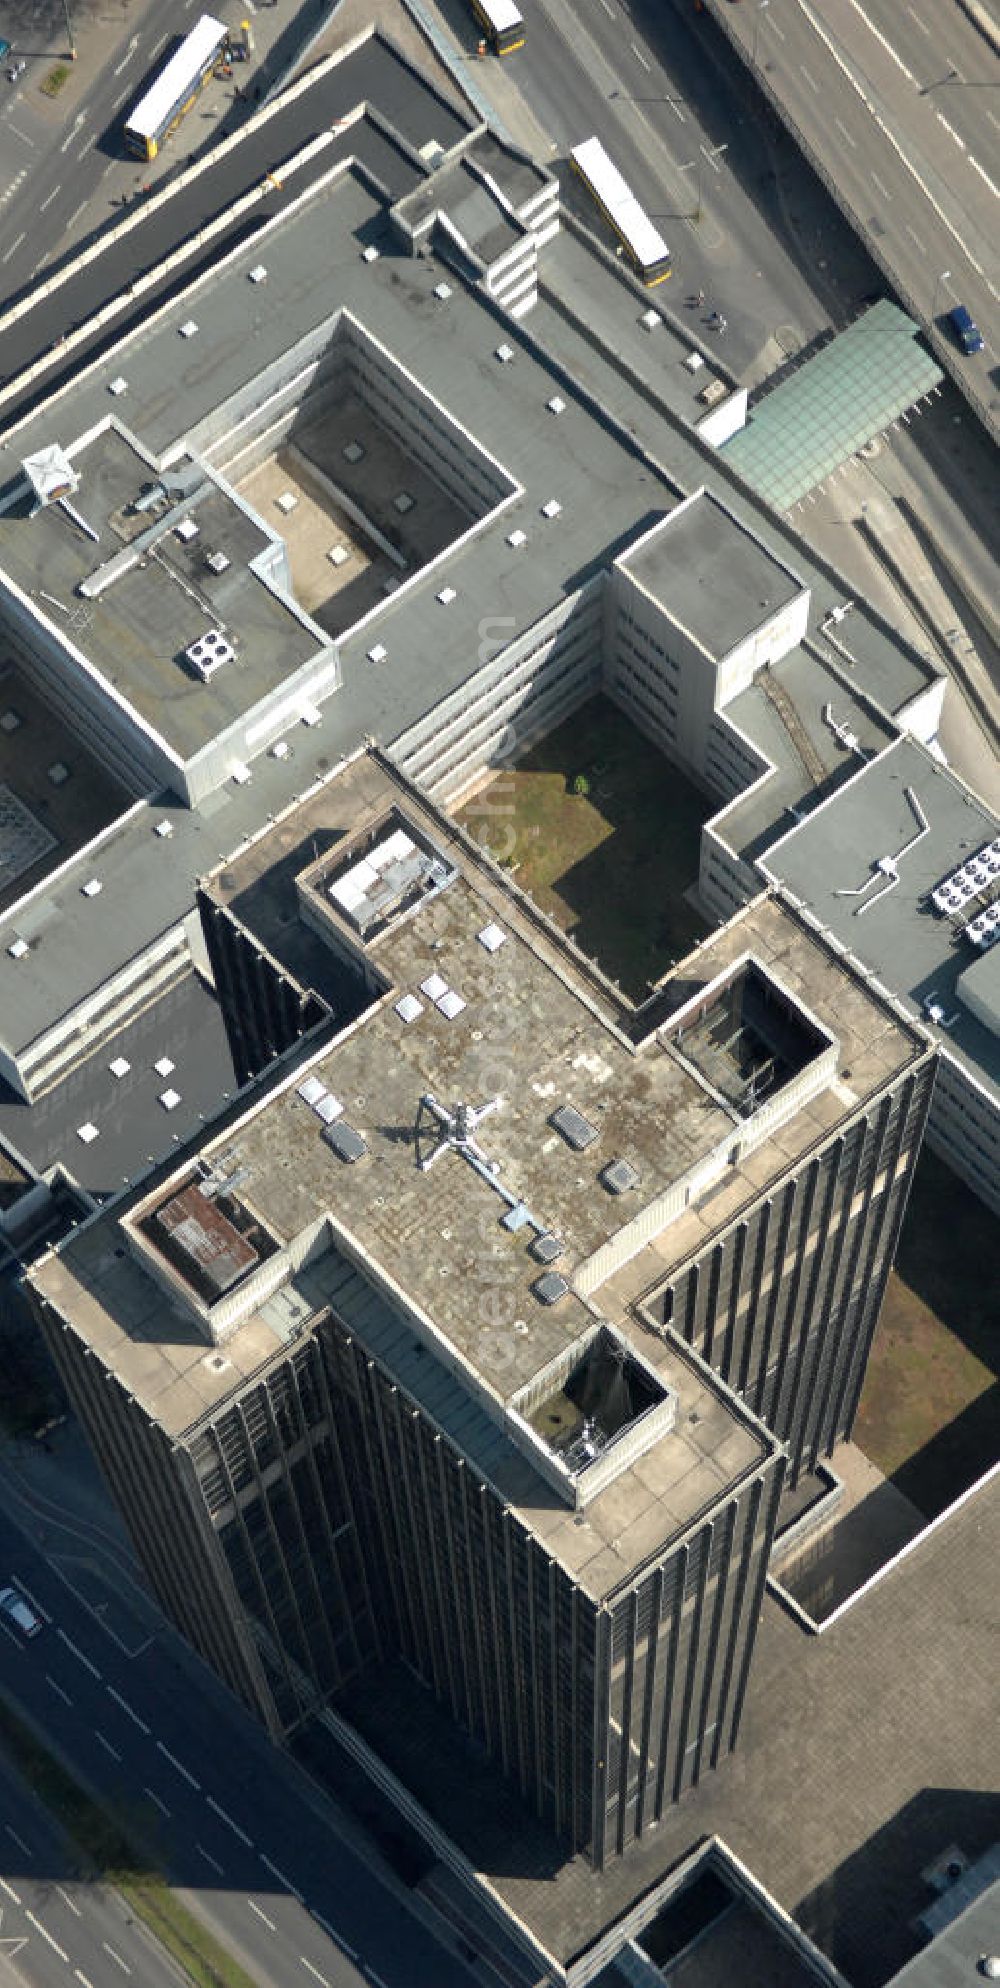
(570, 136), (672, 286)
(470, 0), (526, 56)
(124, 14), (229, 161)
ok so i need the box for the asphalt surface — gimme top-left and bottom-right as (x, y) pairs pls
(432, 0), (883, 381)
(703, 0), (999, 439)
(0, 1739), (186, 1988)
(0, 1434), (482, 1988)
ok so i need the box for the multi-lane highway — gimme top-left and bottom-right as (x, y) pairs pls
(0, 1443), (483, 1988)
(704, 0), (999, 437)
(0, 1740), (187, 1988)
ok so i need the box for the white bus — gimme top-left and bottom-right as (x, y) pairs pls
(470, 0), (526, 56)
(570, 136), (672, 286)
(124, 14), (229, 161)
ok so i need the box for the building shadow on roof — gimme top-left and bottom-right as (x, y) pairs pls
(795, 1787), (1000, 1987)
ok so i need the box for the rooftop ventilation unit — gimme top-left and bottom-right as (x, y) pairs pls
(477, 923), (506, 952)
(343, 441), (365, 464)
(531, 1232), (564, 1264)
(186, 628), (234, 681)
(394, 492), (415, 514)
(433, 281), (452, 301)
(541, 498), (562, 519)
(205, 550), (230, 574)
(248, 265), (267, 284)
(551, 1104), (598, 1151)
(81, 879), (102, 898)
(175, 518), (199, 542)
(506, 528), (527, 549)
(321, 1121), (368, 1163)
(23, 444), (79, 513)
(361, 244), (379, 263)
(641, 308), (662, 332)
(699, 377), (728, 408)
(601, 1158), (640, 1195)
(7, 937), (29, 960)
(547, 396), (566, 415)
(367, 643), (388, 664)
(495, 344), (514, 364)
(108, 378), (128, 397)
(154, 819), (173, 838)
(436, 586), (457, 606)
(533, 1271), (569, 1306)
(179, 320), (199, 338)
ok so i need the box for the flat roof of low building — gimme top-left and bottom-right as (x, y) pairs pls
(619, 490), (804, 661)
(710, 642), (898, 863)
(0, 428), (328, 766)
(759, 733), (1000, 1096)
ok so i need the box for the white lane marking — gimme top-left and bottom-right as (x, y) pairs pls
(905, 3), (930, 32)
(148, 33), (168, 56)
(106, 1686), (150, 1734)
(363, 1970), (390, 1988)
(800, 66), (819, 92)
(7, 121), (34, 146)
(871, 171), (891, 199)
(75, 1974), (96, 1988)
(668, 97), (686, 122)
(112, 87), (130, 110)
(26, 1911), (70, 1961)
(0, 1877), (22, 1904)
(39, 185), (61, 213)
(700, 143), (724, 173)
(12, 1582), (50, 1625)
(1, 230), (24, 263)
(259, 1853), (303, 1900)
(631, 40), (651, 72)
(58, 1629), (101, 1679)
(300, 1962), (329, 1987)
(248, 1899), (276, 1930)
(95, 1730), (122, 1761)
(113, 36), (139, 75)
(905, 222), (925, 250)
(143, 1786), (171, 1817)
(834, 116), (857, 149)
(76, 140), (92, 160)
(46, 1672), (73, 1704)
(59, 112), (87, 155)
(103, 1941), (131, 1973)
(57, 1885), (83, 1916)
(5, 1824), (31, 1856)
(206, 1796), (253, 1847)
(770, 14), (785, 37)
(196, 1843), (224, 1875)
(156, 1742), (199, 1788)
(310, 1910), (357, 1961)
(597, 0), (615, 13)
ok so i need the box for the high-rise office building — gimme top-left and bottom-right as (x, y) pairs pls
(27, 749), (934, 1871)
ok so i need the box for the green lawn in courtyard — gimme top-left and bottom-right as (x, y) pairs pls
(455, 697), (710, 999)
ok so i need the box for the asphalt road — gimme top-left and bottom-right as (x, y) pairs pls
(703, 0), (999, 439)
(433, 0), (883, 380)
(0, 1467), (481, 1988)
(0, 1738), (187, 1988)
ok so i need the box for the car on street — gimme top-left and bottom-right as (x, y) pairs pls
(0, 1584), (43, 1637)
(948, 304), (984, 355)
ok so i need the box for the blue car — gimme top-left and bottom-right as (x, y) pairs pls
(948, 304), (984, 354)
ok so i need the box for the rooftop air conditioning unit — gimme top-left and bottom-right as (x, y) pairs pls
(186, 628), (234, 681)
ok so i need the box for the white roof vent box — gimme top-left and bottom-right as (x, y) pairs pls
(186, 628), (234, 681)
